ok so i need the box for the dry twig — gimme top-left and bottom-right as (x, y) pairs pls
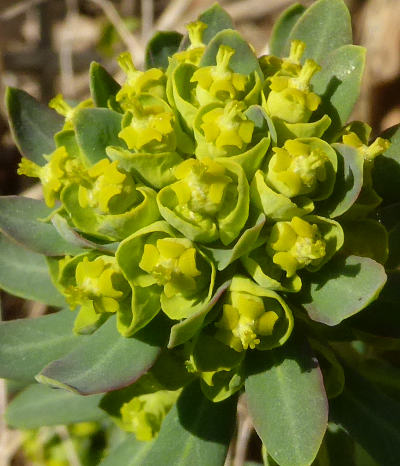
(225, 0), (295, 21)
(0, 0), (46, 21)
(155, 0), (193, 31)
(88, 0), (144, 64)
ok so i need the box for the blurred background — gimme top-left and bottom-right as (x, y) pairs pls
(0, 0), (399, 464)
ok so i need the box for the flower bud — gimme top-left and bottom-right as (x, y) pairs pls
(49, 94), (92, 130)
(121, 389), (179, 441)
(265, 55), (321, 124)
(172, 21), (207, 66)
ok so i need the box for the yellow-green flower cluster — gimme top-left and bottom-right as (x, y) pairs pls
(16, 4), (390, 424)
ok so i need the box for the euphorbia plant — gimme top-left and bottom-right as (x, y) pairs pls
(2, 1), (400, 465)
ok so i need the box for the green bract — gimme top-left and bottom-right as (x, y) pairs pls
(3, 2), (399, 466)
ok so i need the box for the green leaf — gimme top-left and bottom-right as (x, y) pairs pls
(5, 87), (64, 166)
(198, 3), (235, 44)
(0, 233), (66, 306)
(37, 313), (166, 395)
(73, 108), (125, 165)
(269, 3), (306, 57)
(6, 384), (104, 429)
(200, 29), (262, 77)
(342, 219), (388, 264)
(0, 196), (85, 256)
(319, 144), (364, 218)
(288, 0), (352, 64)
(168, 280), (230, 349)
(145, 31), (183, 70)
(299, 255), (387, 326)
(246, 334), (328, 466)
(138, 381), (236, 466)
(312, 45), (366, 138)
(0, 310), (83, 382)
(203, 214), (266, 271)
(89, 62), (121, 108)
(331, 367), (400, 466)
(99, 436), (155, 466)
(373, 124), (400, 204)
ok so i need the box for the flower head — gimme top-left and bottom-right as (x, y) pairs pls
(267, 216), (326, 278)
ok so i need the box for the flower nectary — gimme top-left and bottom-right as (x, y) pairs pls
(157, 157), (249, 245)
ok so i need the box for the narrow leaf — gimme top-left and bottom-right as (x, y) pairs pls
(331, 367), (400, 466)
(288, 0), (352, 63)
(37, 314), (166, 395)
(312, 45), (366, 138)
(99, 436), (154, 466)
(6, 384), (104, 429)
(319, 144), (364, 218)
(0, 196), (85, 256)
(246, 334), (328, 466)
(0, 310), (82, 383)
(299, 255), (387, 326)
(269, 3), (306, 57)
(0, 233), (66, 306)
(6, 87), (63, 166)
(73, 108), (125, 165)
(145, 31), (183, 70)
(139, 381), (236, 466)
(89, 62), (121, 107)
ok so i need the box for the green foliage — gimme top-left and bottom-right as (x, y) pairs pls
(2, 1), (399, 465)
(6, 384), (105, 428)
(246, 334), (328, 466)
